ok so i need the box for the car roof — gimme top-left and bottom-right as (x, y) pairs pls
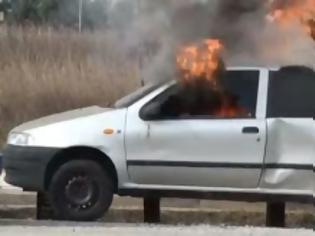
(156, 66), (280, 88)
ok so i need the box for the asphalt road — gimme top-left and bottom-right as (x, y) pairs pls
(0, 222), (314, 236)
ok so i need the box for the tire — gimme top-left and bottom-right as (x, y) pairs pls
(49, 159), (113, 221)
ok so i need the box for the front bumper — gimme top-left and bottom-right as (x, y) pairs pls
(3, 145), (60, 191)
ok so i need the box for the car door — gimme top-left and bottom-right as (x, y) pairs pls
(125, 70), (267, 189)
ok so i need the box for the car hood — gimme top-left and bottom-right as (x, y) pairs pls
(13, 106), (112, 132)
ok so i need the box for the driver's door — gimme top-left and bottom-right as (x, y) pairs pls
(125, 70), (266, 189)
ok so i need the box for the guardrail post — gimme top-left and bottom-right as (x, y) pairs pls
(143, 197), (161, 223)
(266, 202), (286, 227)
(36, 192), (54, 220)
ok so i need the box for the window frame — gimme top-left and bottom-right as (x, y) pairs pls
(267, 68), (315, 118)
(139, 70), (261, 121)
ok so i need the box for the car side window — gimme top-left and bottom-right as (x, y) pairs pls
(140, 70), (260, 120)
(267, 66), (315, 118)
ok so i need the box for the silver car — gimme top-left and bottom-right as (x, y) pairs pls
(3, 66), (315, 221)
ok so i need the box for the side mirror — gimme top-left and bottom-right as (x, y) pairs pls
(141, 102), (161, 120)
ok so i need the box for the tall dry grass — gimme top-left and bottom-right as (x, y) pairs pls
(0, 26), (140, 146)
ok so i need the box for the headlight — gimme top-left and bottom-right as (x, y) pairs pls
(7, 132), (34, 146)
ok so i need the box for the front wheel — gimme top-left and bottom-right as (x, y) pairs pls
(49, 159), (113, 221)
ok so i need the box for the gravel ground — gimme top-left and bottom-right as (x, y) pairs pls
(0, 223), (314, 236)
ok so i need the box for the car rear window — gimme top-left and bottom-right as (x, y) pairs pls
(267, 66), (315, 118)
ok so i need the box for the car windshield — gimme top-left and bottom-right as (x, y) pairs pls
(114, 82), (165, 108)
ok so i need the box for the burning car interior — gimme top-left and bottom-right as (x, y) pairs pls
(140, 31), (315, 121)
(139, 1), (315, 122)
(140, 70), (259, 120)
(118, 0), (315, 119)
(140, 65), (315, 121)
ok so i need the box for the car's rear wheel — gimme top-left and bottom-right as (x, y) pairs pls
(49, 159), (113, 221)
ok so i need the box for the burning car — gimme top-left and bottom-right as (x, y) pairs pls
(2, 61), (315, 221)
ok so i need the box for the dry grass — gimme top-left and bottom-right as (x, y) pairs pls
(0, 26), (140, 146)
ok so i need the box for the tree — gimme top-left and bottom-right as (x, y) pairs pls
(50, 0), (108, 29)
(8, 0), (108, 29)
(36, 0), (58, 22)
(10, 0), (39, 23)
(83, 0), (108, 29)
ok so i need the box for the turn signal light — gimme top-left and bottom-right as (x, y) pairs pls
(103, 128), (114, 135)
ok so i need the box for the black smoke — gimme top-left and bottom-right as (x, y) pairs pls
(170, 0), (267, 53)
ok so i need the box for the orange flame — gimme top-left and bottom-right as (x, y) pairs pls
(214, 106), (246, 118)
(175, 39), (248, 118)
(176, 39), (223, 83)
(267, 0), (315, 39)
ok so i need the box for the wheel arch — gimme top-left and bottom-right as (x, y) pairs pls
(44, 146), (118, 192)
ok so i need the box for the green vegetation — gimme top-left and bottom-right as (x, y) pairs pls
(3, 0), (109, 29)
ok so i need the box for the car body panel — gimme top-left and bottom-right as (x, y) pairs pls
(125, 69), (268, 188)
(8, 108), (130, 188)
(125, 118), (267, 188)
(261, 118), (315, 193)
(12, 106), (110, 132)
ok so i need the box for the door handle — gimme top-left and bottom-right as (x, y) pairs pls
(242, 127), (259, 134)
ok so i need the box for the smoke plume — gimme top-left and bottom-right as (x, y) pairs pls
(110, 0), (315, 83)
